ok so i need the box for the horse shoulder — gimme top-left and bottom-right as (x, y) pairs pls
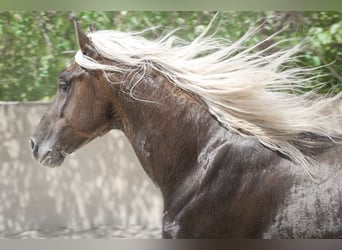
(162, 128), (296, 238)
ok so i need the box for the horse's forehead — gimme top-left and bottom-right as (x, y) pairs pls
(59, 60), (85, 81)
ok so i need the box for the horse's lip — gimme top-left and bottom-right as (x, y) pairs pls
(41, 154), (66, 168)
(38, 149), (68, 167)
(61, 150), (69, 157)
(39, 151), (50, 165)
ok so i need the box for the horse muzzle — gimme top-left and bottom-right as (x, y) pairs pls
(29, 136), (66, 167)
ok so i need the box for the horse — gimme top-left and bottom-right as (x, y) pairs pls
(30, 18), (342, 238)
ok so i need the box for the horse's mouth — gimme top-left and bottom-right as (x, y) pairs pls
(39, 150), (68, 168)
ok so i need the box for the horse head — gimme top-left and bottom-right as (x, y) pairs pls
(30, 20), (119, 167)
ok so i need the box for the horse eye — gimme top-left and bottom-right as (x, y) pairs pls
(58, 80), (70, 91)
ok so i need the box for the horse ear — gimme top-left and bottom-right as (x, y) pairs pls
(71, 17), (98, 58)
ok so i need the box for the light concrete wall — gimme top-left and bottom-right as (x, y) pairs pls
(0, 102), (163, 234)
(1, 98), (341, 236)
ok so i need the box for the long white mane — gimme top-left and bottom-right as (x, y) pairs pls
(75, 20), (342, 177)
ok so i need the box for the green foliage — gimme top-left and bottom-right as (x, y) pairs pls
(305, 12), (342, 92)
(0, 11), (341, 101)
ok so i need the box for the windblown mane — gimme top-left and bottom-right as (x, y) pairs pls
(74, 21), (342, 177)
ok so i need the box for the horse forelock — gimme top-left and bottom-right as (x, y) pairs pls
(74, 19), (342, 178)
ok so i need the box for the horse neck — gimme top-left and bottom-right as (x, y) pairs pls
(111, 71), (228, 196)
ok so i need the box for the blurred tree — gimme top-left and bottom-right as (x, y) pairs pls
(0, 11), (341, 101)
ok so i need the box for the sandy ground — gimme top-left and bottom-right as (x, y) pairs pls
(0, 225), (162, 239)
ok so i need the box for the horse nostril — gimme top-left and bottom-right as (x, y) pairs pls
(29, 137), (36, 151)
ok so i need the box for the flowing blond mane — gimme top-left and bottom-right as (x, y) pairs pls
(74, 21), (342, 177)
